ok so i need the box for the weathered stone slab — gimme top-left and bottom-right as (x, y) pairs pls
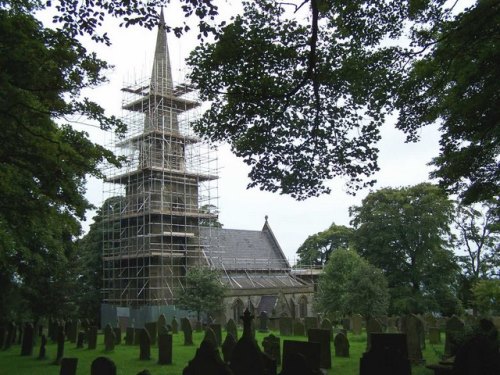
(91, 356), (117, 375)
(158, 332), (172, 365)
(226, 318), (238, 341)
(308, 328), (331, 369)
(282, 340), (321, 374)
(351, 314), (363, 335)
(359, 333), (411, 375)
(139, 328), (151, 360)
(262, 333), (281, 365)
(59, 357), (78, 375)
(334, 332), (349, 357)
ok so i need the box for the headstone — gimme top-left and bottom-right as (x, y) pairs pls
(158, 332), (172, 365)
(4, 321), (15, 350)
(429, 327), (441, 344)
(59, 357), (78, 375)
(320, 318), (333, 340)
(203, 327), (218, 348)
(308, 328), (332, 369)
(292, 321), (305, 336)
(258, 311), (269, 333)
(183, 340), (232, 375)
(282, 340), (321, 374)
(144, 322), (157, 345)
(444, 315), (465, 358)
(20, 323), (34, 356)
(262, 333), (281, 365)
(87, 326), (98, 350)
(209, 324), (222, 347)
(113, 327), (121, 345)
(401, 314), (424, 364)
(125, 327), (135, 345)
(279, 317), (293, 336)
(226, 318), (238, 341)
(181, 318), (194, 346)
(104, 324), (115, 352)
(54, 325), (65, 365)
(366, 317), (384, 351)
(304, 317), (318, 332)
(139, 328), (151, 360)
(351, 314), (363, 335)
(221, 332), (237, 363)
(76, 331), (86, 348)
(334, 332), (350, 357)
(91, 356), (117, 375)
(359, 333), (411, 375)
(171, 317), (178, 334)
(157, 314), (167, 331)
(38, 334), (47, 360)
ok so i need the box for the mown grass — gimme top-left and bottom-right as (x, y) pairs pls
(0, 329), (444, 374)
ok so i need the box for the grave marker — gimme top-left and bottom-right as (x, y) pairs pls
(104, 324), (115, 352)
(221, 332), (237, 363)
(262, 333), (281, 365)
(279, 317), (293, 336)
(226, 318), (238, 341)
(181, 318), (194, 346)
(91, 356), (117, 375)
(158, 331), (172, 364)
(308, 328), (332, 369)
(20, 323), (34, 356)
(87, 326), (98, 350)
(139, 328), (151, 360)
(59, 357), (78, 375)
(334, 332), (350, 357)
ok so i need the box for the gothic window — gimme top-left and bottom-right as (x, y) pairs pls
(299, 296), (308, 318)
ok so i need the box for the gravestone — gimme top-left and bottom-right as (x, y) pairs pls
(139, 328), (151, 360)
(444, 315), (465, 358)
(158, 332), (172, 365)
(53, 325), (65, 365)
(293, 321), (305, 336)
(366, 317), (384, 351)
(59, 357), (78, 375)
(359, 333), (411, 375)
(308, 328), (332, 369)
(279, 317), (293, 336)
(87, 326), (98, 350)
(171, 317), (179, 334)
(76, 331), (86, 348)
(181, 318), (194, 346)
(401, 314), (424, 364)
(91, 356), (117, 375)
(20, 323), (34, 356)
(282, 340), (321, 374)
(221, 332), (237, 363)
(304, 317), (318, 332)
(320, 318), (333, 340)
(183, 340), (232, 375)
(226, 318), (238, 341)
(144, 322), (157, 345)
(351, 314), (363, 335)
(429, 327), (441, 344)
(262, 333), (281, 365)
(258, 311), (269, 333)
(113, 327), (121, 345)
(334, 332), (350, 357)
(4, 321), (15, 350)
(104, 324), (115, 352)
(209, 324), (222, 347)
(125, 327), (135, 345)
(38, 334), (47, 360)
(203, 327), (218, 348)
(157, 314), (167, 331)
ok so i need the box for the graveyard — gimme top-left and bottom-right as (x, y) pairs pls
(3, 313), (487, 375)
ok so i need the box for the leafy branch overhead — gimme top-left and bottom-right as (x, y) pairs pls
(188, 0), (499, 202)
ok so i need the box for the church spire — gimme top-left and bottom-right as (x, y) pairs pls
(151, 8), (174, 94)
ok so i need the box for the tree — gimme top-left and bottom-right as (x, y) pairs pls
(187, 0), (499, 204)
(296, 223), (353, 266)
(472, 279), (500, 316)
(315, 248), (389, 319)
(199, 204), (223, 228)
(350, 183), (461, 315)
(176, 267), (227, 322)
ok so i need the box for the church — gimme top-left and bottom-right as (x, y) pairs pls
(100, 11), (314, 328)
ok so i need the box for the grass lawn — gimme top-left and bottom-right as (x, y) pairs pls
(0, 329), (445, 375)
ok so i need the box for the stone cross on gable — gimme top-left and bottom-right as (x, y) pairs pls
(241, 308), (254, 338)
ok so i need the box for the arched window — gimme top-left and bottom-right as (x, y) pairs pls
(233, 299), (244, 322)
(299, 296), (308, 318)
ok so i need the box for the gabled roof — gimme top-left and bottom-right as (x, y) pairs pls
(199, 218), (291, 271)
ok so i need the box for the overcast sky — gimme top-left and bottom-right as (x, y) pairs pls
(72, 2), (444, 264)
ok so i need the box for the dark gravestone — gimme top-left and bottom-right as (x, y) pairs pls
(308, 328), (332, 369)
(258, 311), (269, 333)
(293, 321), (305, 336)
(401, 314), (424, 364)
(59, 358), (78, 375)
(0, 326), (5, 349)
(429, 327), (441, 344)
(125, 327), (135, 345)
(262, 333), (281, 365)
(279, 317), (293, 336)
(221, 332), (237, 363)
(87, 326), (98, 350)
(20, 323), (34, 356)
(366, 317), (384, 351)
(209, 324), (222, 347)
(444, 315), (465, 358)
(104, 324), (115, 352)
(38, 334), (47, 360)
(282, 340), (321, 374)
(359, 333), (411, 375)
(157, 314), (167, 331)
(54, 325), (65, 365)
(334, 332), (350, 357)
(171, 317), (179, 334)
(113, 327), (121, 345)
(144, 322), (157, 345)
(226, 318), (238, 341)
(76, 331), (86, 348)
(351, 314), (363, 335)
(139, 328), (151, 360)
(134, 328), (142, 345)
(91, 356), (117, 375)
(181, 318), (194, 346)
(203, 327), (218, 348)
(304, 317), (318, 332)
(158, 332), (172, 365)
(320, 318), (333, 340)
(183, 340), (233, 375)
(4, 322), (15, 350)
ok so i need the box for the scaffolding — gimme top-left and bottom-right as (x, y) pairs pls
(102, 17), (218, 308)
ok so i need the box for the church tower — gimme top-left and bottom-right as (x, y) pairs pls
(102, 11), (218, 308)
